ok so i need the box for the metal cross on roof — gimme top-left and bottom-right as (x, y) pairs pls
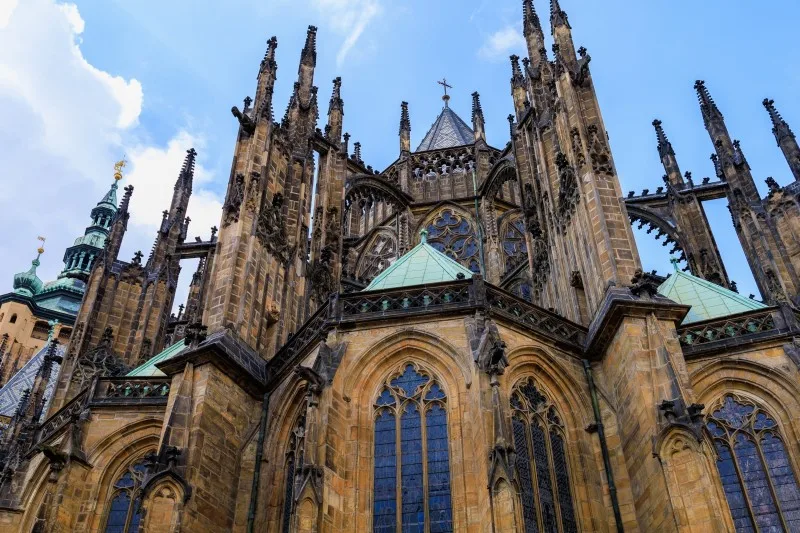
(438, 78), (452, 107)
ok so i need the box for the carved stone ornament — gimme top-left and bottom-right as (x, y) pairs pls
(223, 173), (245, 227)
(70, 327), (129, 391)
(256, 193), (289, 262)
(629, 269), (661, 298)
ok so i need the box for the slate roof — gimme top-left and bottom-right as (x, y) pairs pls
(657, 269), (767, 324)
(0, 343), (63, 420)
(416, 106), (474, 152)
(364, 231), (474, 291)
(126, 339), (186, 377)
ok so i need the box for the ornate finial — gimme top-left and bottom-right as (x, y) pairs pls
(510, 55), (525, 88)
(113, 158), (127, 181)
(420, 228), (428, 243)
(766, 176), (781, 193)
(763, 98), (795, 142)
(260, 36), (278, 72)
(400, 101), (410, 133)
(550, 0), (570, 29)
(36, 235), (46, 256)
(353, 141), (362, 163)
(523, 0), (542, 35)
(472, 92), (483, 116)
(669, 258), (680, 271)
(437, 78), (452, 108)
(301, 25), (318, 65)
(694, 80), (723, 122)
(652, 119), (675, 158)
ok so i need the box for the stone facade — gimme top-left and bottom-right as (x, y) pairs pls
(3, 1), (800, 532)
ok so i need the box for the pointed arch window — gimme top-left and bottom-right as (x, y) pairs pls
(281, 414), (307, 533)
(501, 215), (528, 275)
(372, 363), (453, 532)
(426, 209), (480, 273)
(511, 378), (578, 533)
(103, 458), (148, 533)
(706, 395), (800, 532)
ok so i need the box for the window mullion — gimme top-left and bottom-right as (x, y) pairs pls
(753, 430), (791, 533)
(544, 423), (563, 533)
(420, 399), (430, 533)
(528, 416), (544, 533)
(726, 432), (760, 532)
(395, 402), (402, 533)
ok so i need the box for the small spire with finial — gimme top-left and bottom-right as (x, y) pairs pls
(420, 228), (429, 243)
(437, 78), (452, 108)
(36, 235), (46, 257)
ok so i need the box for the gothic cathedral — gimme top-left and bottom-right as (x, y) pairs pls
(3, 1), (800, 532)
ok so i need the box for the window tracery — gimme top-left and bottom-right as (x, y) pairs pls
(501, 215), (529, 275)
(358, 233), (398, 281)
(511, 378), (577, 533)
(373, 364), (453, 532)
(706, 395), (800, 532)
(281, 414), (307, 533)
(103, 457), (148, 533)
(426, 209), (480, 273)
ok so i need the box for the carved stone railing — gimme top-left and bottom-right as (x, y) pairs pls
(266, 302), (331, 383)
(35, 389), (89, 446)
(486, 286), (586, 347)
(91, 377), (171, 405)
(339, 280), (473, 321)
(264, 278), (588, 388)
(677, 308), (779, 349)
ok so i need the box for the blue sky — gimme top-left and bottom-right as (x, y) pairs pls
(1, 0), (799, 306)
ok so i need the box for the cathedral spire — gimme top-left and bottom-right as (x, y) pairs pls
(301, 25), (317, 67)
(472, 91), (486, 142)
(653, 119), (684, 186)
(327, 77), (344, 143)
(255, 36), (278, 120)
(694, 80), (724, 129)
(399, 101), (411, 153)
(510, 55), (527, 119)
(763, 98), (800, 182)
(694, 80), (760, 202)
(523, 0), (546, 70)
(550, 0), (570, 30)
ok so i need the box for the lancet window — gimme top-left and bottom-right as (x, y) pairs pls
(511, 379), (577, 533)
(103, 458), (148, 533)
(373, 363), (453, 533)
(425, 209), (479, 273)
(281, 414), (307, 533)
(706, 395), (800, 532)
(501, 214), (529, 275)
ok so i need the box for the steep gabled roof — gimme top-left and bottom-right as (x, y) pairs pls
(416, 106), (474, 152)
(0, 343), (63, 420)
(364, 231), (474, 291)
(126, 339), (186, 377)
(657, 269), (767, 324)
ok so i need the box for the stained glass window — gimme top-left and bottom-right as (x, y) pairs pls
(511, 378), (578, 533)
(426, 210), (480, 273)
(707, 395), (800, 532)
(103, 458), (147, 533)
(501, 215), (529, 275)
(372, 364), (453, 532)
(282, 414), (307, 533)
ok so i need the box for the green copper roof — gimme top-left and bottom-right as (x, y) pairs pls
(126, 339), (186, 377)
(364, 230), (474, 291)
(657, 266), (767, 324)
(13, 255), (44, 297)
(96, 181), (119, 212)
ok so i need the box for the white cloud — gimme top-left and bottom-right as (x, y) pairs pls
(0, 0), (222, 312)
(124, 131), (222, 245)
(479, 24), (526, 62)
(311, 0), (381, 66)
(0, 0), (18, 29)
